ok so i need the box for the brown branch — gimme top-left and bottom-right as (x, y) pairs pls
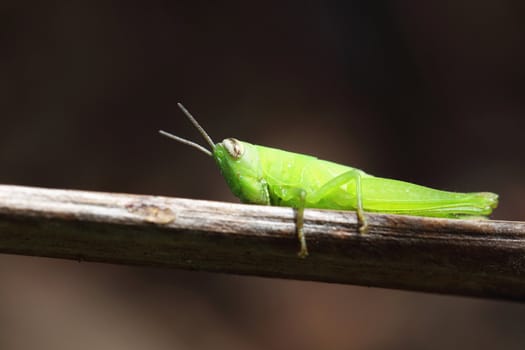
(0, 184), (524, 301)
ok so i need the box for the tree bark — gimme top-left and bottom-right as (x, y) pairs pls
(0, 184), (524, 301)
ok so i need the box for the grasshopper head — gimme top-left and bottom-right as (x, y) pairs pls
(159, 104), (269, 205)
(213, 138), (269, 205)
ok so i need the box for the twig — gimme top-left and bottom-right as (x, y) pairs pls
(0, 184), (524, 301)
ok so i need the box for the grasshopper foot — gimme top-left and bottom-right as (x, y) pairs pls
(297, 244), (309, 259)
(357, 210), (369, 234)
(297, 224), (309, 258)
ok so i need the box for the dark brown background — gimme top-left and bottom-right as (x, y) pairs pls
(1, 1), (525, 349)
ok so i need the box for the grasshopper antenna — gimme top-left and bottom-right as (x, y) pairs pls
(176, 102), (215, 150)
(158, 130), (212, 156)
(158, 103), (216, 157)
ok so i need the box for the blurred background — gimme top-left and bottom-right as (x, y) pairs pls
(1, 1), (525, 349)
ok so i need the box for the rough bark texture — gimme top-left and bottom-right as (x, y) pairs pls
(0, 184), (524, 301)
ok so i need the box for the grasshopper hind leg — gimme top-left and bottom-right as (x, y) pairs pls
(354, 171), (368, 234)
(296, 189), (308, 258)
(280, 171), (368, 258)
(310, 169), (369, 234)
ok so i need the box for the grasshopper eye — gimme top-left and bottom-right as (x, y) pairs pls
(223, 138), (244, 159)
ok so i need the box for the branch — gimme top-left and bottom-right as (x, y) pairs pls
(0, 184), (524, 301)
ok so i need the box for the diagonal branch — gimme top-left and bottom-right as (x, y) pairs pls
(0, 184), (524, 301)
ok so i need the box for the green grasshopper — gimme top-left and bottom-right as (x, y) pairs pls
(160, 103), (498, 258)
